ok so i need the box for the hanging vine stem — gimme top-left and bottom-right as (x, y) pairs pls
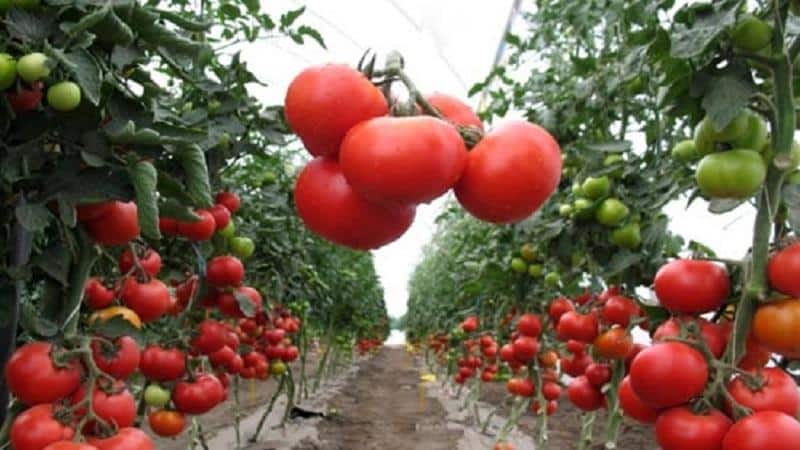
(497, 397), (529, 442)
(280, 369), (296, 427)
(603, 359), (626, 449)
(577, 411), (597, 450)
(233, 375), (241, 450)
(249, 374), (286, 443)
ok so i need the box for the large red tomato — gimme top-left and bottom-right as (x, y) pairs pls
(629, 342), (708, 408)
(91, 336), (140, 379)
(83, 201), (140, 246)
(206, 255), (245, 287)
(601, 295), (640, 327)
(294, 157), (415, 250)
(173, 374), (225, 414)
(118, 248), (161, 276)
(556, 311), (598, 343)
(83, 277), (115, 310)
(191, 319), (228, 355)
(548, 297), (574, 325)
(727, 367), (800, 416)
(454, 120), (561, 223)
(10, 404), (74, 450)
(618, 376), (659, 423)
(88, 427), (155, 450)
(120, 277), (171, 322)
(284, 64), (388, 157)
(139, 346), (186, 382)
(655, 407), (731, 450)
(516, 313), (542, 337)
(567, 376), (604, 411)
(722, 411), (800, 450)
(768, 243), (800, 297)
(176, 209), (216, 241)
(426, 93), (483, 130)
(42, 442), (98, 450)
(71, 381), (136, 429)
(340, 116), (467, 205)
(654, 259), (730, 314)
(5, 342), (82, 405)
(560, 352), (594, 377)
(654, 317), (727, 359)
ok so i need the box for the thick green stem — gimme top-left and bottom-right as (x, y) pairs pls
(577, 412), (597, 450)
(250, 375), (286, 443)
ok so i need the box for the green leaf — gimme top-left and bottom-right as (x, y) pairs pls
(220, 3), (240, 18)
(5, 8), (54, 42)
(106, 121), (162, 145)
(296, 25), (326, 48)
(584, 140), (632, 153)
(47, 46), (102, 106)
(243, 0), (259, 13)
(157, 173), (196, 206)
(15, 203), (52, 232)
(604, 251), (642, 277)
(708, 198), (746, 214)
(32, 243), (71, 286)
(701, 68), (756, 133)
(57, 197), (77, 227)
(234, 290), (256, 317)
(783, 183), (800, 235)
(159, 198), (200, 222)
(111, 44), (142, 69)
(93, 10), (134, 46)
(129, 161), (160, 239)
(179, 145), (213, 207)
(157, 9), (211, 31)
(134, 8), (204, 57)
(91, 316), (144, 343)
(280, 6), (305, 28)
(61, 2), (110, 38)
(669, 5), (737, 59)
(20, 301), (59, 338)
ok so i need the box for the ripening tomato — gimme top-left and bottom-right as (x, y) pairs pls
(654, 317), (728, 359)
(340, 116), (467, 205)
(601, 295), (640, 327)
(118, 248), (162, 276)
(567, 376), (604, 412)
(655, 406), (731, 450)
(87, 427), (155, 450)
(556, 311), (598, 343)
(507, 377), (535, 397)
(83, 201), (140, 246)
(120, 277), (171, 323)
(5, 342), (82, 405)
(177, 209), (216, 241)
(722, 411), (800, 450)
(91, 336), (140, 379)
(727, 367), (800, 416)
(455, 120), (562, 223)
(768, 243), (800, 297)
(752, 298), (800, 358)
(294, 157), (415, 250)
(10, 404), (74, 450)
(654, 259), (730, 314)
(618, 376), (659, 424)
(594, 327), (634, 359)
(206, 255), (245, 287)
(139, 346), (186, 382)
(629, 342), (708, 409)
(71, 381), (136, 429)
(517, 313), (542, 337)
(538, 350), (559, 368)
(426, 93), (483, 129)
(84, 277), (115, 310)
(148, 410), (186, 437)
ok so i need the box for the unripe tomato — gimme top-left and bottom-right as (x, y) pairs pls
(426, 92), (483, 129)
(455, 121), (561, 223)
(671, 139), (699, 162)
(144, 384), (171, 408)
(519, 243), (536, 262)
(752, 298), (800, 358)
(581, 176), (611, 200)
(229, 236), (255, 258)
(595, 198), (629, 226)
(544, 271), (561, 286)
(16, 52), (50, 83)
(610, 223), (641, 249)
(733, 110), (768, 151)
(699, 110), (750, 143)
(654, 259), (730, 314)
(732, 15), (773, 52)
(510, 257), (527, 273)
(695, 150), (766, 199)
(294, 157), (415, 250)
(0, 53), (16, 90)
(284, 64), (388, 157)
(46, 81), (81, 111)
(767, 243), (800, 297)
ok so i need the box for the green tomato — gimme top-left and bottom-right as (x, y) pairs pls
(544, 272), (561, 287)
(695, 149), (767, 199)
(562, 166), (575, 178)
(694, 121), (716, 156)
(671, 139), (699, 163)
(787, 169), (800, 185)
(16, 52), (49, 83)
(144, 384), (171, 408)
(595, 198), (630, 227)
(510, 257), (528, 273)
(610, 223), (642, 249)
(451, 328), (465, 340)
(270, 360), (287, 376)
(732, 15), (773, 52)
(699, 110), (750, 143)
(559, 203), (573, 218)
(46, 81), (81, 112)
(732, 110), (768, 152)
(208, 99), (221, 113)
(181, 101), (193, 113)
(520, 244), (536, 262)
(229, 236), (255, 258)
(604, 154), (624, 166)
(571, 182), (583, 197)
(218, 132), (231, 150)
(528, 264), (543, 278)
(0, 54), (16, 90)
(218, 220), (236, 239)
(261, 171), (277, 185)
(573, 198), (595, 220)
(581, 176), (612, 200)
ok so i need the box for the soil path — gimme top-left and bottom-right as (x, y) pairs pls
(302, 345), (464, 450)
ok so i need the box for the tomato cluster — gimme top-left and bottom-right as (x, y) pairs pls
(286, 59), (562, 250)
(1, 51), (82, 114)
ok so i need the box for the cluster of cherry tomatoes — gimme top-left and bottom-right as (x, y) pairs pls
(356, 338), (383, 355)
(285, 60), (563, 250)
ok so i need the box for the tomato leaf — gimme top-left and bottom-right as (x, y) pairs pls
(669, 4), (737, 59)
(19, 301), (59, 338)
(15, 203), (52, 232)
(159, 198), (200, 222)
(708, 198), (746, 214)
(584, 141), (632, 153)
(178, 144), (213, 208)
(783, 183), (800, 235)
(279, 6), (305, 29)
(91, 316), (144, 344)
(129, 160), (161, 240)
(61, 2), (110, 38)
(5, 8), (54, 42)
(295, 25), (326, 49)
(32, 243), (70, 286)
(47, 46), (102, 106)
(56, 197), (77, 228)
(233, 290), (256, 318)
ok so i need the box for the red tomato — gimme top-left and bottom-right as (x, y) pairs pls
(722, 411), (800, 450)
(655, 406), (731, 450)
(118, 248), (162, 276)
(206, 255), (245, 287)
(567, 375), (604, 411)
(84, 277), (115, 310)
(752, 298), (800, 358)
(208, 204), (231, 230)
(71, 381), (136, 429)
(340, 116), (467, 205)
(566, 339), (587, 355)
(192, 320), (228, 355)
(76, 201), (115, 222)
(426, 93), (483, 130)
(727, 367), (800, 416)
(91, 336), (140, 379)
(281, 345), (300, 362)
(601, 295), (640, 327)
(294, 157), (415, 250)
(177, 210), (216, 241)
(285, 64), (388, 157)
(139, 346), (186, 382)
(264, 328), (286, 346)
(7, 82), (43, 113)
(624, 343), (646, 373)
(593, 327), (634, 360)
(507, 378), (535, 397)
(618, 376), (660, 423)
(88, 427), (155, 450)
(654, 259), (730, 314)
(560, 352), (594, 377)
(629, 342), (708, 409)
(4, 342), (82, 405)
(517, 313), (542, 337)
(461, 316), (479, 333)
(768, 243), (800, 297)
(556, 311), (599, 343)
(498, 344), (516, 363)
(654, 317), (727, 359)
(83, 201), (140, 246)
(511, 336), (539, 362)
(454, 121), (561, 223)
(173, 374), (225, 414)
(10, 404), (74, 450)
(584, 363), (611, 387)
(148, 410), (186, 437)
(215, 192), (241, 214)
(42, 442), (98, 450)
(217, 286), (262, 318)
(120, 277), (171, 322)
(542, 381), (562, 401)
